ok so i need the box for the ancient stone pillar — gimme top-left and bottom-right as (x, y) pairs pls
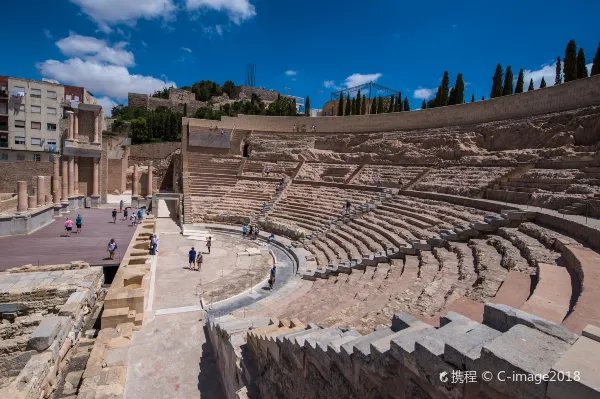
(37, 176), (45, 206)
(66, 111), (74, 140)
(74, 157), (79, 195)
(132, 164), (139, 197)
(28, 195), (37, 209)
(53, 157), (61, 205)
(93, 114), (99, 143)
(61, 158), (69, 202)
(17, 181), (28, 212)
(32, 184), (37, 204)
(68, 157), (75, 197)
(73, 113), (79, 141)
(147, 161), (153, 197)
(93, 158), (99, 196)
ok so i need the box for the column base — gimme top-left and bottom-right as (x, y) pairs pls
(132, 195), (139, 209)
(77, 195), (85, 209)
(90, 195), (101, 209)
(54, 204), (62, 217)
(68, 197), (79, 210)
(61, 201), (70, 214)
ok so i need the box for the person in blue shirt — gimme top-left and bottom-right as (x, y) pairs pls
(242, 224), (247, 237)
(137, 209), (144, 221)
(75, 214), (83, 234)
(189, 247), (197, 270)
(269, 265), (277, 290)
(268, 232), (275, 242)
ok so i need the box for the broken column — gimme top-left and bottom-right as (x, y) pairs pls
(66, 111), (74, 140)
(147, 161), (153, 197)
(37, 176), (45, 206)
(17, 181), (28, 212)
(91, 157), (100, 208)
(73, 112), (79, 141)
(132, 164), (139, 207)
(28, 194), (37, 209)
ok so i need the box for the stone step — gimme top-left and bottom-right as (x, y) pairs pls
(520, 263), (572, 324)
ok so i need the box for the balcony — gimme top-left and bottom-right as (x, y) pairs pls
(0, 89), (8, 99)
(0, 142), (8, 148)
(62, 139), (101, 157)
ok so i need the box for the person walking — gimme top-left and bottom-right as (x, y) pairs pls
(269, 265), (277, 290)
(64, 218), (73, 237)
(254, 226), (260, 240)
(112, 209), (117, 224)
(345, 200), (351, 215)
(75, 214), (82, 234)
(242, 224), (247, 237)
(249, 225), (254, 238)
(268, 232), (275, 242)
(189, 247), (197, 270)
(150, 234), (158, 255)
(263, 202), (267, 212)
(107, 239), (118, 260)
(206, 236), (212, 254)
(196, 251), (203, 271)
(123, 207), (128, 221)
(130, 213), (136, 226)
(119, 199), (124, 212)
(137, 208), (144, 222)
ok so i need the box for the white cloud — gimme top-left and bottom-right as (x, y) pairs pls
(69, 0), (176, 32)
(215, 24), (223, 35)
(96, 96), (118, 117)
(181, 47), (193, 53)
(323, 80), (342, 91)
(141, 40), (148, 47)
(185, 0), (256, 24)
(36, 58), (176, 100)
(522, 62), (556, 89)
(56, 33), (135, 67)
(413, 87), (436, 100)
(343, 73), (382, 88)
(285, 70), (297, 76)
(44, 29), (53, 39)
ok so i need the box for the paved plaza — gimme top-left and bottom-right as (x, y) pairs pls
(0, 208), (136, 271)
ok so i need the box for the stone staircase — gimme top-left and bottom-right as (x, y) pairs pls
(485, 163), (536, 197)
(252, 179), (292, 228)
(403, 167), (433, 190)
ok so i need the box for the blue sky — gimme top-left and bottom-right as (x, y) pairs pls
(1, 0), (599, 115)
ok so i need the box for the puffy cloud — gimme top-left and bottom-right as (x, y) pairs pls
(56, 33), (135, 67)
(523, 61), (594, 89)
(69, 0), (177, 32)
(285, 70), (297, 76)
(96, 96), (118, 116)
(323, 80), (341, 91)
(343, 73), (382, 88)
(181, 47), (193, 53)
(36, 58), (176, 100)
(185, 0), (256, 24)
(413, 87), (436, 100)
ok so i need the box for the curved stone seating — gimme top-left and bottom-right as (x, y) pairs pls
(415, 166), (512, 196)
(353, 165), (427, 187)
(519, 263), (572, 324)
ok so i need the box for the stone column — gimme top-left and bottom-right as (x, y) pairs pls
(93, 114), (99, 143)
(132, 164), (139, 197)
(37, 176), (45, 206)
(28, 195), (37, 209)
(73, 113), (79, 141)
(61, 159), (69, 202)
(17, 181), (28, 212)
(68, 157), (75, 198)
(53, 157), (61, 205)
(93, 158), (99, 196)
(66, 111), (74, 140)
(147, 161), (153, 197)
(74, 157), (79, 196)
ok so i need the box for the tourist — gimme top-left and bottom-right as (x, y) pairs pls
(75, 214), (82, 234)
(242, 224), (247, 237)
(196, 251), (203, 270)
(311, 125), (316, 132)
(345, 200), (351, 215)
(249, 225), (254, 238)
(206, 236), (212, 254)
(119, 199), (124, 212)
(292, 124), (297, 132)
(221, 129), (226, 136)
(107, 239), (117, 260)
(268, 232), (275, 242)
(189, 247), (197, 270)
(130, 213), (136, 226)
(254, 226), (260, 240)
(150, 234), (158, 255)
(265, 167), (271, 176)
(112, 209), (117, 224)
(123, 208), (128, 221)
(137, 208), (144, 222)
(64, 218), (73, 237)
(269, 264), (277, 290)
(279, 178), (285, 187)
(263, 202), (267, 212)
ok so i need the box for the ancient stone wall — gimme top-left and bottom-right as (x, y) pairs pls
(127, 93), (149, 110)
(0, 161), (54, 194)
(77, 110), (96, 143)
(186, 74), (600, 133)
(129, 142), (181, 159)
(127, 143), (181, 192)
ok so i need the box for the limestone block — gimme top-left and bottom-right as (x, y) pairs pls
(27, 316), (70, 351)
(582, 325), (600, 343)
(0, 350), (37, 377)
(444, 323), (502, 370)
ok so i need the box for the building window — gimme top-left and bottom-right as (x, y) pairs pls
(47, 123), (57, 131)
(31, 121), (41, 130)
(31, 105), (41, 113)
(13, 86), (25, 96)
(15, 120), (25, 128)
(0, 153), (8, 161)
(15, 136), (25, 145)
(31, 138), (42, 146)
(0, 103), (7, 114)
(47, 139), (57, 153)
(47, 91), (57, 99)
(0, 134), (7, 148)
(0, 120), (7, 131)
(47, 107), (57, 115)
(33, 154), (41, 161)
(30, 88), (41, 98)
(17, 154), (25, 161)
(18, 104), (25, 112)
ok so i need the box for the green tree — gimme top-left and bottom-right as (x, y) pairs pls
(515, 69), (525, 93)
(130, 118), (149, 143)
(304, 95), (311, 116)
(222, 80), (236, 97)
(361, 94), (367, 114)
(448, 87), (457, 105)
(564, 40), (578, 82)
(338, 94), (344, 116)
(481, 96), (485, 101)
(455, 74), (465, 104)
(370, 96), (377, 114)
(345, 94), (351, 116)
(539, 77), (547, 88)
(592, 43), (600, 76)
(528, 78), (535, 91)
(388, 95), (395, 113)
(433, 71), (450, 107)
(356, 90), (361, 115)
(555, 57), (562, 85)
(490, 63), (504, 98)
(351, 97), (357, 115)
(398, 94), (404, 111)
(421, 99), (427, 109)
(403, 97), (410, 111)
(577, 48), (588, 79)
(471, 93), (475, 102)
(502, 66), (514, 96)
(377, 96), (384, 114)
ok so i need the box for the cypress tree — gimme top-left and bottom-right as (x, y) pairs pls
(183, 103), (188, 117)
(421, 99), (426, 109)
(528, 78), (534, 91)
(455, 74), (465, 104)
(490, 63), (504, 98)
(515, 69), (525, 93)
(577, 48), (588, 79)
(433, 71), (450, 107)
(345, 94), (351, 116)
(377, 96), (384, 114)
(350, 97), (355, 115)
(403, 97), (410, 111)
(356, 90), (361, 115)
(448, 87), (457, 106)
(471, 93), (475, 102)
(399, 94), (404, 111)
(305, 96), (311, 116)
(564, 40), (578, 82)
(338, 94), (344, 116)
(481, 96), (485, 101)
(361, 94), (367, 114)
(370, 96), (377, 114)
(502, 66), (514, 96)
(555, 57), (562, 85)
(388, 95), (395, 113)
(592, 43), (600, 76)
(539, 77), (547, 88)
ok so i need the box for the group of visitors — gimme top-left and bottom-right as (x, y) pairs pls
(63, 214), (83, 237)
(275, 178), (285, 195)
(292, 124), (317, 132)
(242, 224), (260, 239)
(188, 236), (211, 271)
